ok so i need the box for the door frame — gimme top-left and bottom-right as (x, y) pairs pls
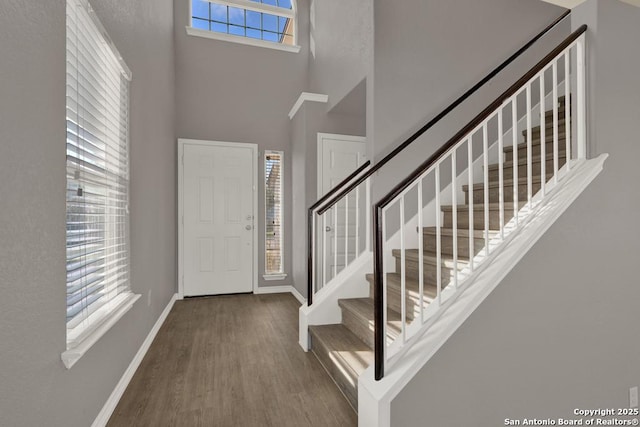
(316, 133), (367, 198)
(178, 138), (258, 299)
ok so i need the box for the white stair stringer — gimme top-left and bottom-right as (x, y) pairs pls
(358, 154), (608, 427)
(299, 252), (372, 351)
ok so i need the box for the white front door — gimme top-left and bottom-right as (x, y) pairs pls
(180, 140), (256, 297)
(317, 133), (366, 282)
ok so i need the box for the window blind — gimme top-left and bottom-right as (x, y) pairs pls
(265, 151), (283, 274)
(66, 0), (133, 348)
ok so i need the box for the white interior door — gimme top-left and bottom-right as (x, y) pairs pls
(317, 133), (366, 283)
(180, 140), (256, 297)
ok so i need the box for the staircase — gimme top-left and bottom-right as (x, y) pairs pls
(309, 98), (568, 411)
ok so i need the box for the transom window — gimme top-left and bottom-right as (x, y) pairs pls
(189, 0), (298, 52)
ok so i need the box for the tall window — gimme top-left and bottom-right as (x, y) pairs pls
(265, 151), (284, 278)
(64, 0), (138, 367)
(188, 0), (299, 52)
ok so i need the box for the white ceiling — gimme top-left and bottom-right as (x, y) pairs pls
(541, 0), (640, 8)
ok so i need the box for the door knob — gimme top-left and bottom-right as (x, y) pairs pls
(245, 225), (252, 230)
(325, 226), (332, 232)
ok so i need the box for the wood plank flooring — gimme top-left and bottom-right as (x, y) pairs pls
(107, 294), (357, 427)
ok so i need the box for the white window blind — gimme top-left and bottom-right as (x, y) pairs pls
(265, 151), (283, 274)
(65, 0), (135, 351)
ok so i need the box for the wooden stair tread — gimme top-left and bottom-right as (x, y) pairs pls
(524, 117), (568, 135)
(463, 174), (553, 191)
(391, 248), (470, 267)
(339, 298), (402, 336)
(504, 135), (568, 153)
(422, 226), (500, 238)
(309, 324), (373, 377)
(365, 272), (446, 297)
(441, 201), (527, 212)
(487, 151), (567, 171)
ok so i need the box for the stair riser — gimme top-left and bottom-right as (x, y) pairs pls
(368, 283), (429, 322)
(488, 155), (567, 181)
(341, 307), (375, 349)
(443, 207), (514, 230)
(505, 138), (568, 160)
(424, 233), (485, 259)
(394, 257), (460, 284)
(309, 331), (358, 410)
(525, 117), (568, 136)
(465, 180), (543, 204)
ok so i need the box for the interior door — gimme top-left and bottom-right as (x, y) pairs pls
(182, 141), (255, 296)
(317, 134), (366, 283)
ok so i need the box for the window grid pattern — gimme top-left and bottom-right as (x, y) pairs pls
(265, 152), (283, 274)
(192, 0), (294, 45)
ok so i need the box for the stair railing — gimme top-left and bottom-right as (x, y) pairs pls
(307, 11), (571, 306)
(307, 161), (372, 303)
(373, 25), (587, 380)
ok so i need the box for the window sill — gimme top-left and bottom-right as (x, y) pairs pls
(185, 26), (301, 53)
(61, 292), (141, 369)
(263, 273), (288, 281)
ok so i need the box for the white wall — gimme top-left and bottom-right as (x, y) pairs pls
(390, 1), (640, 425)
(0, 0), (177, 425)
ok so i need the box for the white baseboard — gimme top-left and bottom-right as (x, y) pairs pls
(290, 287), (306, 305)
(91, 293), (179, 427)
(254, 285), (307, 305)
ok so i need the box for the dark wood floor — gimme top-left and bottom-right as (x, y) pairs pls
(107, 293), (357, 427)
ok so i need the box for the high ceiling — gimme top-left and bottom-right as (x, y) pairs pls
(540, 0), (640, 7)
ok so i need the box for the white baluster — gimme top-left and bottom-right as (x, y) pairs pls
(540, 72), (546, 197)
(400, 196), (406, 344)
(553, 61), (559, 185)
(483, 124), (490, 256)
(467, 137), (474, 272)
(512, 99), (519, 226)
(577, 36), (586, 159)
(451, 150), (458, 290)
(417, 179), (425, 324)
(333, 205), (338, 278)
(355, 185), (360, 257)
(435, 165), (442, 306)
(498, 108), (505, 239)
(564, 51), (572, 171)
(344, 193), (349, 268)
(526, 84), (533, 206)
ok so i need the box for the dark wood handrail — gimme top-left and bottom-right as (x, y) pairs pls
(315, 10), (570, 217)
(373, 24), (588, 381)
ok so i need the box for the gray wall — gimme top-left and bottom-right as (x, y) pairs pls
(308, 0), (372, 111)
(0, 0), (176, 426)
(174, 0), (309, 288)
(391, 1), (640, 425)
(290, 102), (366, 297)
(371, 0), (569, 201)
